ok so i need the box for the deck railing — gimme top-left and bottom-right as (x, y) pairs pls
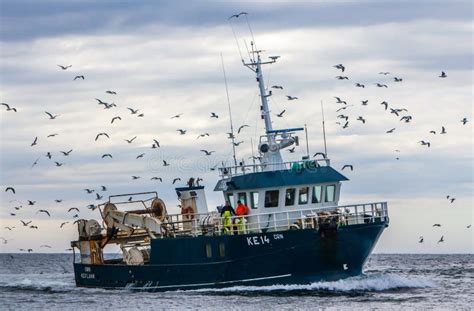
(218, 158), (331, 177)
(163, 201), (388, 237)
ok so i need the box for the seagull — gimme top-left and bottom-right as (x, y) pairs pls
(111, 116), (121, 124)
(449, 198), (455, 203)
(288, 147), (295, 153)
(84, 189), (95, 194)
(361, 100), (368, 106)
(419, 236), (424, 243)
(200, 150), (215, 156)
(238, 125), (249, 134)
(37, 210), (51, 217)
(380, 101), (388, 110)
(54, 199), (62, 203)
(276, 110), (286, 117)
(136, 153), (145, 159)
(177, 129), (187, 135)
(197, 133), (210, 139)
(379, 72), (390, 75)
(271, 85), (283, 89)
(336, 106), (352, 112)
(125, 136), (137, 143)
(87, 204), (97, 211)
(28, 200), (36, 205)
(431, 131), (437, 135)
(357, 116), (366, 124)
(60, 149), (73, 156)
(4, 226), (15, 231)
(45, 111), (59, 119)
(67, 207), (80, 212)
(5, 187), (15, 194)
(172, 178), (181, 184)
(132, 175), (141, 180)
(433, 224), (441, 227)
(333, 64), (345, 72)
(440, 126), (447, 134)
(419, 140), (431, 147)
(439, 71), (447, 78)
(341, 165), (353, 171)
(355, 83), (365, 88)
(227, 12), (248, 20)
(1, 103), (17, 112)
(210, 112), (219, 118)
(400, 116), (412, 123)
(171, 113), (183, 119)
(394, 77), (403, 82)
(313, 152), (326, 158)
(438, 236), (444, 243)
(73, 75), (85, 80)
(233, 141), (244, 146)
(334, 97), (347, 105)
(47, 133), (58, 138)
(467, 225), (472, 229)
(286, 95), (298, 100)
(96, 193), (103, 200)
(375, 83), (388, 88)
(45, 152), (52, 159)
(386, 128), (396, 133)
(57, 64), (72, 70)
(268, 56), (280, 61)
(31, 156), (41, 168)
(151, 177), (163, 182)
(153, 139), (160, 148)
(163, 160), (170, 166)
(21, 220), (32, 226)
(335, 76), (349, 80)
(31, 137), (38, 147)
(101, 154), (113, 159)
(40, 245), (52, 248)
(106, 90), (117, 95)
(127, 107), (139, 114)
(100, 185), (107, 191)
(54, 161), (64, 167)
(461, 118), (468, 125)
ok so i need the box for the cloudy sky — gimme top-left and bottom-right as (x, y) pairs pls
(0, 0), (472, 254)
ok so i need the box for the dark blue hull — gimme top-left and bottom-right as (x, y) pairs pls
(74, 222), (387, 291)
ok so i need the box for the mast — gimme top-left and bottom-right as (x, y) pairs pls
(221, 53), (238, 167)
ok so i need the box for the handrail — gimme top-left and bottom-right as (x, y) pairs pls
(218, 158), (331, 177)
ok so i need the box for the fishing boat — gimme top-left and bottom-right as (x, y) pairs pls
(71, 21), (389, 291)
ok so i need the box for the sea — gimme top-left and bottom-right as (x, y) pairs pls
(0, 253), (472, 310)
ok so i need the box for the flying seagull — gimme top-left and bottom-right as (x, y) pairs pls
(341, 164), (353, 171)
(73, 75), (85, 80)
(111, 116), (121, 124)
(58, 64), (72, 70)
(361, 100), (368, 106)
(106, 90), (117, 95)
(276, 110), (286, 117)
(45, 111), (59, 119)
(271, 85), (283, 89)
(60, 149), (73, 156)
(171, 113), (183, 119)
(439, 71), (447, 78)
(386, 128), (396, 133)
(200, 150), (215, 156)
(210, 112), (219, 118)
(37, 210), (51, 217)
(1, 103), (17, 112)
(238, 125), (249, 134)
(5, 187), (15, 194)
(127, 107), (139, 114)
(375, 83), (388, 88)
(101, 154), (113, 159)
(125, 136), (137, 144)
(286, 95), (298, 101)
(177, 129), (187, 135)
(334, 97), (347, 105)
(355, 83), (365, 88)
(172, 178), (181, 184)
(333, 64), (345, 72)
(336, 76), (349, 80)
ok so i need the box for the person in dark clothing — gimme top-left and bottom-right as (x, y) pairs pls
(220, 201), (235, 217)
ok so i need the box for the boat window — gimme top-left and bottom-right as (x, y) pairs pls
(285, 188), (295, 206)
(219, 243), (225, 257)
(298, 187), (309, 204)
(238, 192), (247, 205)
(312, 185), (322, 203)
(226, 193), (234, 207)
(325, 185), (336, 202)
(250, 192), (259, 209)
(264, 190), (279, 208)
(206, 243), (212, 258)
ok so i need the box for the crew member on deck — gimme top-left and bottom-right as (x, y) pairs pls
(235, 200), (249, 234)
(220, 201), (235, 234)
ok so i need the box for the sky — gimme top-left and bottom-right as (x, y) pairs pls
(0, 0), (472, 254)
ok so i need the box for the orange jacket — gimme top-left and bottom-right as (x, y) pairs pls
(235, 203), (249, 216)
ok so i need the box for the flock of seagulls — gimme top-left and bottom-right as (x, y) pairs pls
(0, 47), (471, 252)
(330, 63), (470, 245)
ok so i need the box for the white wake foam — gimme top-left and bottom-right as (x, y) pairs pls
(189, 273), (436, 293)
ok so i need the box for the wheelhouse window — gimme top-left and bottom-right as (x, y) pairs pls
(298, 187), (309, 204)
(325, 185), (336, 202)
(285, 188), (296, 206)
(238, 192), (247, 205)
(264, 190), (279, 208)
(250, 192), (259, 209)
(312, 185), (322, 203)
(226, 193), (234, 207)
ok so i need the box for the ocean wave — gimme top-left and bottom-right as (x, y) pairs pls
(187, 273), (436, 293)
(0, 276), (74, 293)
